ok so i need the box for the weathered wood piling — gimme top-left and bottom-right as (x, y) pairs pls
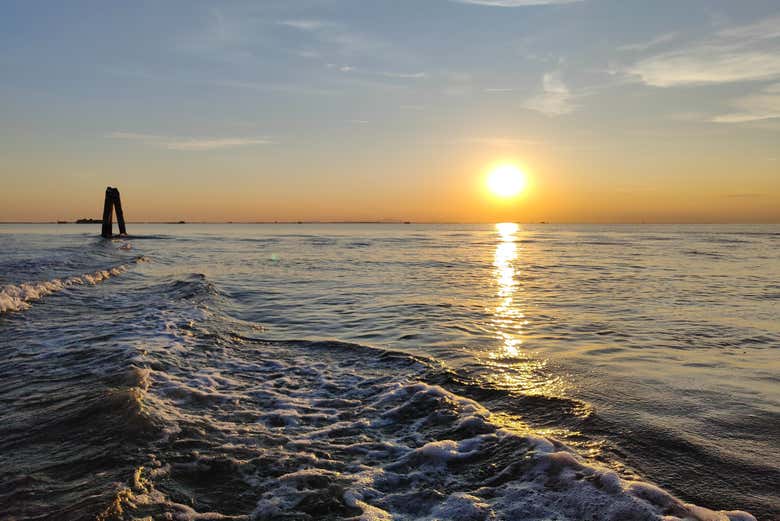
(101, 187), (127, 238)
(112, 188), (127, 235)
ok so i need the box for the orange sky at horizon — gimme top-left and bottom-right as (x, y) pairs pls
(3, 148), (778, 223)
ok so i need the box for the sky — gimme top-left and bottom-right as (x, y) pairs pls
(1, 0), (779, 223)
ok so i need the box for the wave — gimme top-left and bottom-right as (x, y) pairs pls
(94, 312), (756, 521)
(0, 260), (765, 519)
(117, 375), (758, 520)
(0, 256), (146, 313)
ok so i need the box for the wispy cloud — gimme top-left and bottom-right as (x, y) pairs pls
(277, 19), (326, 31)
(523, 72), (575, 115)
(713, 83), (780, 123)
(461, 137), (546, 147)
(717, 17), (780, 41)
(296, 49), (320, 59)
(327, 65), (427, 80)
(173, 8), (263, 65)
(619, 33), (676, 52)
(324, 63), (358, 73)
(166, 138), (273, 151)
(108, 132), (272, 151)
(435, 136), (596, 150)
(207, 79), (336, 96)
(667, 111), (708, 122)
(452, 0), (582, 6)
(109, 132), (164, 141)
(276, 18), (391, 59)
(380, 71), (427, 79)
(628, 17), (780, 87)
(630, 50), (780, 86)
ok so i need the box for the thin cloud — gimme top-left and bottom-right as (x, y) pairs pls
(713, 83), (780, 123)
(296, 49), (320, 59)
(109, 131), (165, 141)
(280, 19), (392, 59)
(208, 79), (336, 96)
(108, 132), (272, 151)
(619, 33), (676, 52)
(630, 50), (780, 87)
(628, 17), (780, 87)
(166, 138), (273, 151)
(277, 20), (326, 31)
(717, 17), (780, 41)
(523, 72), (575, 115)
(380, 71), (427, 79)
(453, 0), (582, 6)
(462, 137), (547, 147)
(668, 111), (708, 122)
(325, 63), (355, 72)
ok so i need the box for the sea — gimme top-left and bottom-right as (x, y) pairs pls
(1, 223), (777, 521)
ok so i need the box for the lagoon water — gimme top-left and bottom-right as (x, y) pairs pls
(1, 223), (778, 520)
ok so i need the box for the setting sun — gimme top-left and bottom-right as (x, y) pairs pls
(486, 165), (528, 199)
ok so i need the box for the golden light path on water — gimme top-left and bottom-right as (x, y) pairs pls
(485, 224), (598, 454)
(485, 223), (568, 398)
(493, 222), (525, 358)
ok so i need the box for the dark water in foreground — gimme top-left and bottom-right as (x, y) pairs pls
(1, 223), (777, 520)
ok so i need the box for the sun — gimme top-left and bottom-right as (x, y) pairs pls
(486, 164), (528, 198)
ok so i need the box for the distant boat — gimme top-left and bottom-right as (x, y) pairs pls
(57, 220), (68, 224)
(75, 218), (101, 224)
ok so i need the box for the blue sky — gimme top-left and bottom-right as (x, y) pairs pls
(1, 0), (779, 222)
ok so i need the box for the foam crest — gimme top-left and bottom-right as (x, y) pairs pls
(0, 257), (144, 313)
(334, 382), (757, 521)
(113, 332), (755, 521)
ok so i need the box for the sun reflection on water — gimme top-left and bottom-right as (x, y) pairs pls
(484, 223), (569, 398)
(493, 222), (526, 358)
(480, 224), (596, 460)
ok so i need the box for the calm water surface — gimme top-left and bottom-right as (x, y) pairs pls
(1, 223), (777, 520)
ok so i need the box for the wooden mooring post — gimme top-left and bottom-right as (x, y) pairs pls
(101, 187), (127, 238)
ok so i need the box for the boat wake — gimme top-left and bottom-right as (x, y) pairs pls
(92, 292), (756, 521)
(0, 256), (146, 313)
(0, 260), (764, 520)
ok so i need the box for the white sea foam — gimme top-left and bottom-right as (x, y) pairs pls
(331, 382), (757, 521)
(120, 331), (756, 521)
(39, 279), (754, 521)
(0, 258), (143, 313)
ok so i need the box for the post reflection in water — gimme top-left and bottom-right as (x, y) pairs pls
(485, 223), (567, 397)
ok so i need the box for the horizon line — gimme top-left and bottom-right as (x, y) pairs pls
(1, 220), (779, 225)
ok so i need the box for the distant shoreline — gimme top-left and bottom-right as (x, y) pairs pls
(1, 221), (779, 225)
